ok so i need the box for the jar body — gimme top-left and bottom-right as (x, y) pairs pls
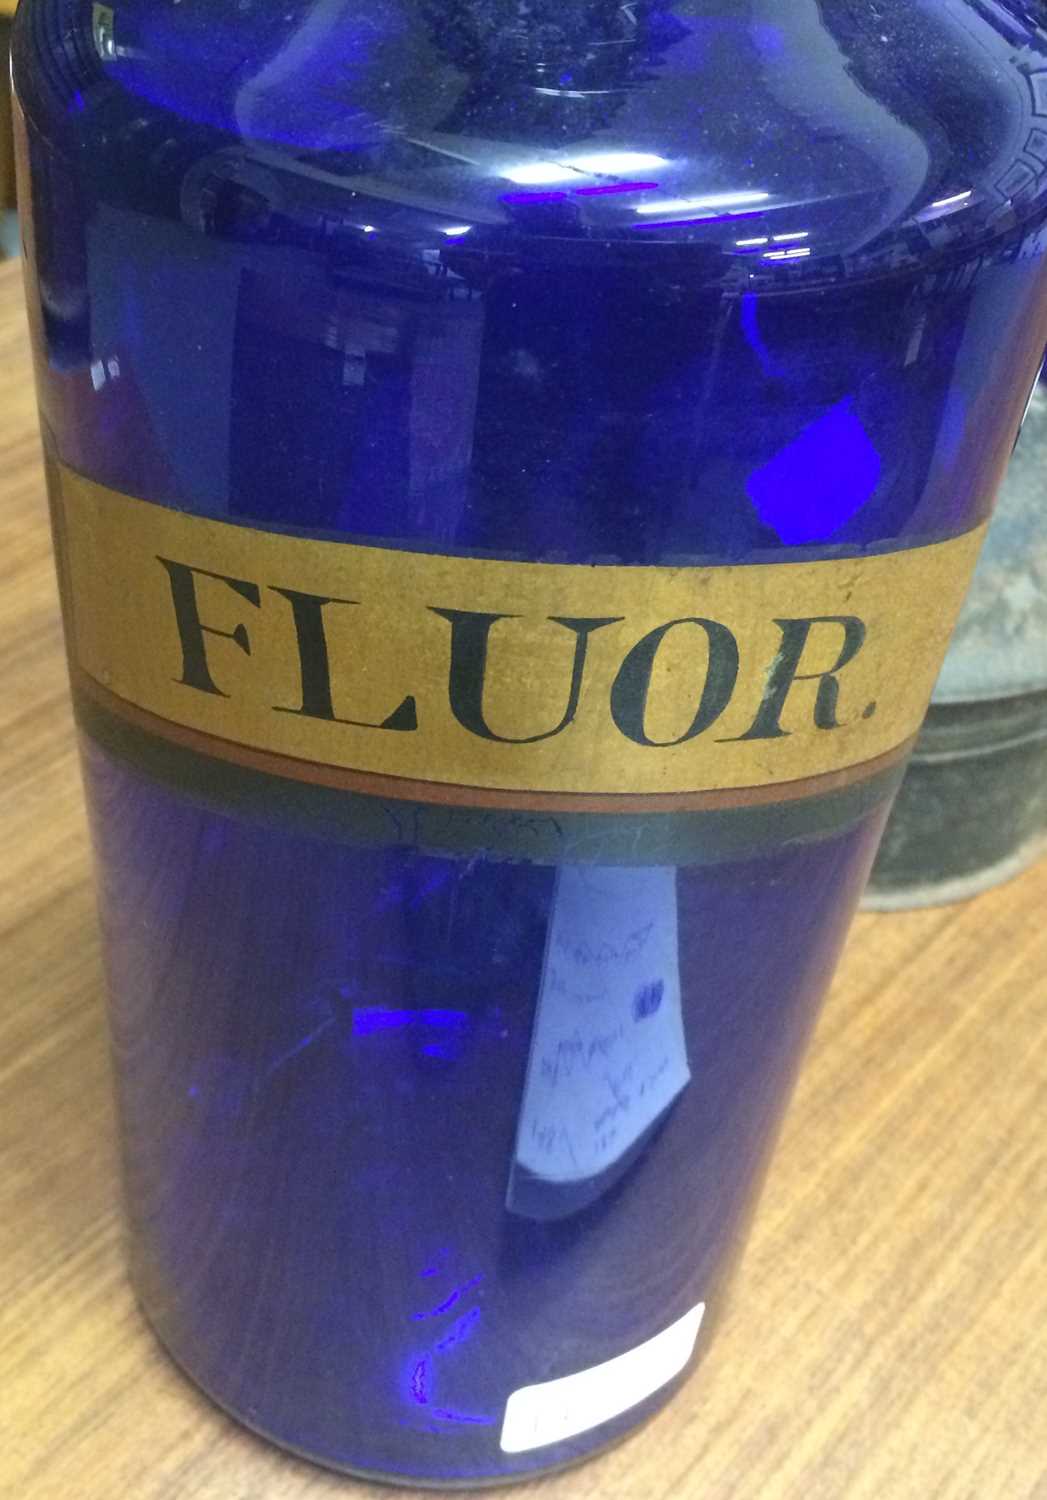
(14, 0), (1047, 1484)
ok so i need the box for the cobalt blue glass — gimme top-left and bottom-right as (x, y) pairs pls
(13, 0), (1047, 1485)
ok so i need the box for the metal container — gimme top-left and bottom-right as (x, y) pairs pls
(867, 377), (1047, 908)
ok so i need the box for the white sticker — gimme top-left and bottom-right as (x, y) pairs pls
(500, 1302), (706, 1454)
(511, 865), (691, 1188)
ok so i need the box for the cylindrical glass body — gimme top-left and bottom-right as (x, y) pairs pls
(14, 0), (1047, 1484)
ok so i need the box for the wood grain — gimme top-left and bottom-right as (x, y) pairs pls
(2, 256), (1047, 1499)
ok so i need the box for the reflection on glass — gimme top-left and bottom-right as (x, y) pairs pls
(635, 191), (771, 216)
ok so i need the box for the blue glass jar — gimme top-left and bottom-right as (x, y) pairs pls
(13, 0), (1047, 1485)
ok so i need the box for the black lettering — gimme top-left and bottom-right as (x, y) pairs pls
(271, 587), (417, 731)
(610, 618), (740, 746)
(734, 615), (867, 741)
(431, 610), (619, 743)
(157, 557), (261, 697)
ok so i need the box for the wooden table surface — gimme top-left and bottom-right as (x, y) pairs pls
(3, 255), (1047, 1500)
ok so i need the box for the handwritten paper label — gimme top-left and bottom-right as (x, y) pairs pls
(500, 1301), (706, 1453)
(510, 866), (691, 1199)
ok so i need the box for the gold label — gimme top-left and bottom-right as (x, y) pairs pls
(54, 465), (984, 807)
